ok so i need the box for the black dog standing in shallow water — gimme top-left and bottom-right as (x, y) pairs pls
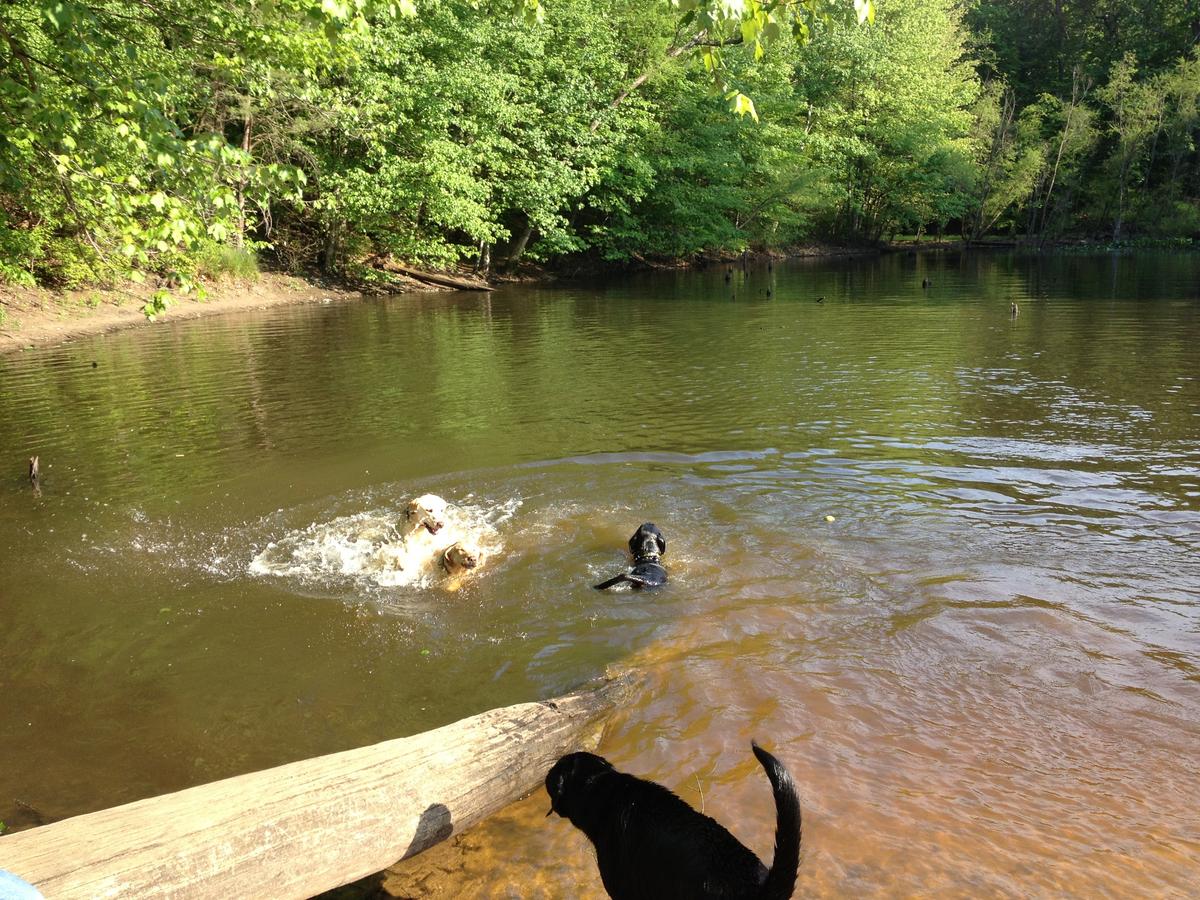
(593, 522), (667, 590)
(545, 742), (802, 900)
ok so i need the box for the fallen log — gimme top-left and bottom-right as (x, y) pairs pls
(0, 674), (632, 899)
(374, 259), (493, 291)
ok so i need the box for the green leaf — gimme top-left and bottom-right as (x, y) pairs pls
(730, 92), (759, 122)
(321, 0), (348, 19)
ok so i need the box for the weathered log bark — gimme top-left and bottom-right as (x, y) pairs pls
(375, 258), (492, 291)
(0, 675), (632, 899)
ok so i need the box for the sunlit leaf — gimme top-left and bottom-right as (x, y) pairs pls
(730, 92), (758, 121)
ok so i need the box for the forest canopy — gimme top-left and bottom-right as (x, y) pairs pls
(1, 0), (1198, 296)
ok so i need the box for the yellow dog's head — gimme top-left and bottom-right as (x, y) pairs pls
(441, 542), (481, 575)
(403, 493), (448, 536)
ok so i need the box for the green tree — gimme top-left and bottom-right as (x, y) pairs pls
(0, 0), (363, 303)
(792, 0), (978, 241)
(1096, 53), (1164, 241)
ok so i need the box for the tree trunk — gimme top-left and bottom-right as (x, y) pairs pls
(1113, 158), (1130, 242)
(0, 676), (633, 900)
(504, 219), (534, 273)
(970, 86), (1017, 241)
(1039, 69), (1090, 242)
(322, 219), (342, 272)
(474, 240), (491, 275)
(1026, 168), (1046, 238)
(235, 115), (251, 249)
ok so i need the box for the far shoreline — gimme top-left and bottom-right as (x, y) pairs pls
(4, 237), (1158, 356)
(1, 249), (860, 357)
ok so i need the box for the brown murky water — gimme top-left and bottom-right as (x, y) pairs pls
(1, 251), (1198, 896)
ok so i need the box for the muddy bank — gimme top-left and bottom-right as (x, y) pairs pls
(0, 272), (421, 356)
(2, 262), (552, 355)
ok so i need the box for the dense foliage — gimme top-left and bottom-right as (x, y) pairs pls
(2, 0), (1199, 298)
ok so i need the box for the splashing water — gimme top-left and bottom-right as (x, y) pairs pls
(249, 496), (517, 590)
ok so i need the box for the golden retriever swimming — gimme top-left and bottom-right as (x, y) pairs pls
(440, 541), (481, 575)
(402, 493), (449, 539)
(249, 494), (500, 590)
(438, 539), (484, 592)
(392, 494), (487, 586)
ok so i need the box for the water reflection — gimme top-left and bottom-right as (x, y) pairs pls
(0, 250), (1197, 895)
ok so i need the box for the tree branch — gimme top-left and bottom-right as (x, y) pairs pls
(590, 32), (745, 133)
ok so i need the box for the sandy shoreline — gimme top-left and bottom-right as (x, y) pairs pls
(0, 271), (443, 357)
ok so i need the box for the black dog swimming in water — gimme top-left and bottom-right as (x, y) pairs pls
(593, 522), (667, 590)
(545, 742), (802, 900)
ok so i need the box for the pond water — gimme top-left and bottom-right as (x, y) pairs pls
(1, 251), (1198, 896)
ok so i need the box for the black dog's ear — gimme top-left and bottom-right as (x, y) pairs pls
(654, 531), (666, 555)
(546, 754), (590, 812)
(546, 770), (566, 816)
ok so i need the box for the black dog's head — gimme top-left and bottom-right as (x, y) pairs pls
(545, 751), (614, 824)
(629, 522), (666, 561)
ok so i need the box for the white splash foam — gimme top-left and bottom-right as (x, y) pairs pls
(249, 498), (514, 590)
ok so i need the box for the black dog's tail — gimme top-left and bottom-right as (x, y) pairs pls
(593, 573), (649, 590)
(752, 741), (802, 900)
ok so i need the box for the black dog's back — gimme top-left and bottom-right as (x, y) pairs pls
(546, 743), (801, 900)
(594, 522), (668, 591)
(595, 775), (766, 899)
